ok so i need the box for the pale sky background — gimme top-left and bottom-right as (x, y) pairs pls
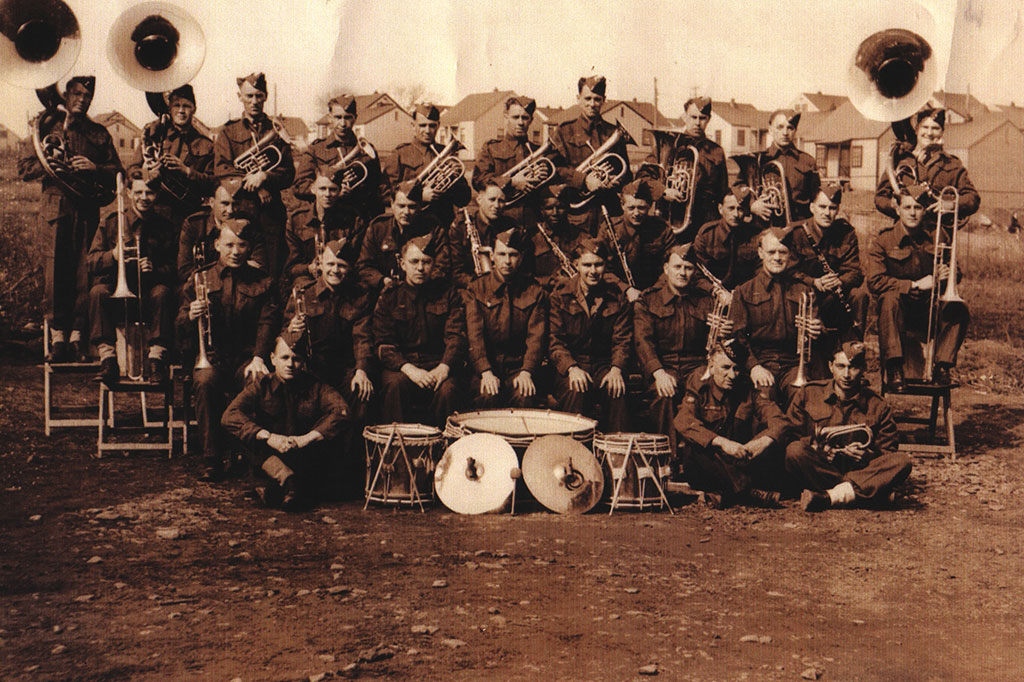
(1, 0), (1022, 136)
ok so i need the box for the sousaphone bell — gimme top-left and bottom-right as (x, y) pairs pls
(106, 0), (206, 93)
(0, 0), (81, 89)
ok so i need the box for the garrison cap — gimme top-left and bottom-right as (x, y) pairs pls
(219, 218), (255, 241)
(913, 106), (945, 129)
(396, 180), (424, 203)
(505, 96), (536, 115)
(573, 236), (609, 261)
(577, 75), (607, 96)
(900, 183), (935, 208)
(494, 225), (531, 252)
(324, 237), (358, 265)
(313, 164), (343, 185)
(727, 183), (754, 211)
(711, 338), (746, 365)
(414, 103), (440, 121)
(217, 176), (246, 198)
(759, 226), (792, 246)
(684, 96), (712, 115)
(276, 328), (309, 359)
(544, 183), (573, 203)
(236, 72), (267, 93)
(328, 94), (357, 114)
(837, 341), (867, 366)
(167, 84), (195, 105)
(67, 75), (96, 93)
(622, 178), (664, 203)
(768, 109), (801, 127)
(402, 233), (439, 258)
(818, 181), (843, 205)
(664, 243), (692, 263)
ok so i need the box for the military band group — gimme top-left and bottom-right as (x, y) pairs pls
(20, 71), (977, 513)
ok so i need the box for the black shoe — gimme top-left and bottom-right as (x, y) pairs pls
(148, 357), (168, 385)
(280, 477), (301, 511)
(48, 340), (69, 363)
(800, 489), (831, 512)
(253, 484), (283, 508)
(747, 488), (782, 508)
(199, 465), (224, 483)
(932, 364), (952, 386)
(69, 340), (86, 363)
(96, 357), (119, 386)
(886, 363), (906, 393)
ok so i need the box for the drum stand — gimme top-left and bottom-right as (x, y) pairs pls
(364, 425), (432, 513)
(605, 435), (674, 515)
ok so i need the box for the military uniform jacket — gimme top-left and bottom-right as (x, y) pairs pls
(17, 113), (122, 217)
(674, 368), (786, 449)
(177, 208), (266, 284)
(873, 147), (980, 220)
(463, 271), (547, 376)
(639, 133), (728, 229)
(372, 280), (466, 371)
(762, 143), (820, 221)
(786, 218), (864, 292)
(283, 204), (364, 284)
(784, 379), (899, 460)
(87, 208), (177, 288)
(548, 275), (632, 375)
(222, 373), (349, 449)
(444, 209), (510, 289)
(356, 213), (447, 290)
(606, 213), (673, 291)
(472, 135), (543, 190)
(634, 276), (714, 378)
(129, 120), (215, 207)
(213, 115), (295, 194)
(176, 261), (280, 364)
(283, 277), (375, 381)
(293, 130), (387, 219)
(382, 139), (472, 220)
(731, 268), (814, 369)
(864, 220), (960, 298)
(692, 217), (762, 291)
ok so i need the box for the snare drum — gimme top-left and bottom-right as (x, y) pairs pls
(445, 408), (597, 456)
(363, 423), (444, 508)
(593, 432), (673, 511)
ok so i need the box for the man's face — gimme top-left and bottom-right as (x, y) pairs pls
(810, 193), (839, 229)
(271, 337), (303, 381)
(578, 85), (604, 119)
(399, 243), (434, 285)
(771, 114), (796, 147)
(312, 175), (340, 212)
(684, 103), (710, 136)
(477, 185), (506, 222)
(897, 195), (925, 230)
(212, 186), (236, 223)
(758, 233), (790, 275)
(129, 179), (155, 213)
(829, 351), (864, 392)
(576, 251), (606, 287)
(663, 253), (694, 290)
(392, 191), (420, 227)
(321, 248), (350, 287)
(916, 118), (943, 147)
(622, 194), (651, 227)
(505, 104), (533, 138)
(540, 196), (566, 224)
(168, 97), (195, 127)
(329, 104), (356, 136)
(492, 240), (522, 279)
(709, 351), (738, 391)
(214, 228), (251, 268)
(413, 113), (438, 145)
(238, 81), (266, 118)
(719, 194), (746, 228)
(64, 81), (92, 115)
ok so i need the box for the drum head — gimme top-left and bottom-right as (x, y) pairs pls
(522, 435), (604, 514)
(435, 434), (518, 515)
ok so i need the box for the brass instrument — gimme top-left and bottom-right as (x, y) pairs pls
(234, 121), (286, 175)
(814, 424), (873, 464)
(923, 186), (963, 383)
(311, 225), (325, 280)
(291, 284), (313, 351)
(0, 0), (82, 89)
(414, 138), (466, 201)
(111, 173), (146, 381)
(463, 209), (493, 276)
(141, 118), (191, 201)
(792, 291), (816, 388)
(732, 153), (791, 226)
(535, 222), (577, 279)
(600, 205), (635, 290)
(798, 223), (862, 336)
(570, 123), (632, 210)
(192, 245), (213, 371)
(667, 144), (700, 235)
(692, 260), (731, 352)
(328, 137), (378, 198)
(884, 118), (919, 194)
(29, 109), (115, 203)
(501, 140), (556, 206)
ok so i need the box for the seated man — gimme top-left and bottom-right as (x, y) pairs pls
(464, 226), (547, 408)
(87, 171), (177, 385)
(865, 184), (969, 389)
(605, 178), (671, 295)
(548, 237), (631, 431)
(532, 184), (584, 290)
(372, 234), (465, 427)
(674, 340), (787, 508)
(784, 342), (912, 512)
(444, 177), (516, 288)
(692, 184), (761, 293)
(222, 330), (349, 511)
(178, 176), (262, 284)
(176, 218), (280, 481)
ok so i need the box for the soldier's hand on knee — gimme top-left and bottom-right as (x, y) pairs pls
(351, 369), (374, 401)
(568, 366), (591, 393)
(402, 364), (434, 389)
(713, 436), (749, 459)
(601, 366), (626, 398)
(267, 433), (292, 453)
(429, 363), (450, 390)
(513, 371), (535, 397)
(653, 369), (676, 398)
(480, 371), (501, 396)
(744, 436), (774, 457)
(750, 365), (774, 388)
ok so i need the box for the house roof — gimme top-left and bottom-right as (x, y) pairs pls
(440, 90), (516, 126)
(944, 112), (1016, 150)
(272, 115), (310, 141)
(546, 99), (668, 126)
(996, 104), (1024, 131)
(710, 100), (767, 128)
(315, 93), (409, 126)
(94, 111), (140, 134)
(799, 100), (888, 142)
(0, 123), (21, 140)
(534, 106), (564, 121)
(801, 92), (847, 112)
(930, 90), (989, 120)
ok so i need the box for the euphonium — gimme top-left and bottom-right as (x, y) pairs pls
(234, 120), (286, 175)
(792, 291), (816, 388)
(923, 186), (963, 382)
(502, 140), (556, 206)
(570, 123), (632, 209)
(332, 138), (378, 197)
(414, 138), (466, 200)
(192, 247), (213, 371)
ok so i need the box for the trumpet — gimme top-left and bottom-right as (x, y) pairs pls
(923, 186), (963, 383)
(600, 205), (635, 290)
(463, 209), (492, 276)
(535, 222), (577, 279)
(570, 123), (632, 210)
(234, 120), (286, 175)
(792, 291), (816, 388)
(501, 140), (556, 206)
(414, 138), (466, 201)
(291, 284), (313, 350)
(193, 245), (213, 371)
(693, 260), (731, 351)
(111, 172), (146, 381)
(331, 138), (378, 197)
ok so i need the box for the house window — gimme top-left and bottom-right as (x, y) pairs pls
(736, 129), (745, 147)
(815, 145), (826, 168)
(119, 138), (125, 149)
(714, 129), (721, 145)
(531, 130), (540, 143)
(851, 144), (863, 168)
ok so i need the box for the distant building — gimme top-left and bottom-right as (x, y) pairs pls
(94, 111), (141, 165)
(0, 123), (21, 153)
(314, 93), (413, 154)
(797, 100), (888, 190)
(272, 115), (311, 151)
(437, 89), (546, 160)
(942, 114), (1024, 209)
(705, 100), (770, 157)
(791, 92), (847, 114)
(927, 90), (990, 124)
(544, 98), (670, 165)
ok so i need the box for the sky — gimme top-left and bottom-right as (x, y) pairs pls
(1, 0), (1022, 137)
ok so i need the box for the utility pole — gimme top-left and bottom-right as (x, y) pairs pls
(653, 77), (659, 129)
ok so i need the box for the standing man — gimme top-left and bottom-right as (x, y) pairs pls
(213, 72), (295, 279)
(784, 342), (912, 512)
(18, 76), (122, 362)
(294, 94), (386, 225)
(750, 110), (819, 224)
(473, 95), (547, 224)
(177, 176), (263, 284)
(692, 184), (761, 293)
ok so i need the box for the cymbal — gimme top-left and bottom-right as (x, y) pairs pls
(522, 435), (604, 514)
(435, 434), (518, 515)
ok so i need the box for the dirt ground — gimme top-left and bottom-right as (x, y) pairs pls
(1, 361), (1023, 682)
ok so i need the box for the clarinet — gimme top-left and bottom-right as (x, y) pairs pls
(536, 222), (577, 278)
(600, 205), (635, 290)
(463, 208), (492, 276)
(799, 223), (861, 335)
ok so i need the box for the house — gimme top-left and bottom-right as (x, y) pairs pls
(543, 98), (670, 165)
(941, 114), (1024, 209)
(797, 100), (889, 190)
(271, 115), (311, 150)
(94, 111), (141, 165)
(704, 100), (770, 157)
(0, 123), (21, 153)
(995, 103), (1024, 132)
(436, 89), (547, 161)
(928, 89), (990, 124)
(791, 92), (847, 114)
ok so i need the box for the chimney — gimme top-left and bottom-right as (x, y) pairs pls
(730, 98), (736, 106)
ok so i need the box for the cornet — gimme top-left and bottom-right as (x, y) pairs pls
(193, 246), (213, 371)
(570, 123), (632, 210)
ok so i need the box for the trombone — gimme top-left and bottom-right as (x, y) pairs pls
(792, 291), (816, 388)
(923, 186), (963, 383)
(110, 172), (146, 381)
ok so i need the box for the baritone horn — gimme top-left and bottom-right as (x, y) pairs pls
(502, 140), (556, 206)
(414, 138), (466, 201)
(332, 138), (378, 197)
(106, 1), (206, 93)
(570, 123), (632, 209)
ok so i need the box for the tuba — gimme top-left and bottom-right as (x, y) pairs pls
(501, 140), (556, 207)
(414, 138), (466, 201)
(331, 138), (378, 197)
(570, 122), (633, 210)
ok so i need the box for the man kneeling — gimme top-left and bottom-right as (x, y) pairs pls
(784, 341), (912, 512)
(222, 330), (350, 510)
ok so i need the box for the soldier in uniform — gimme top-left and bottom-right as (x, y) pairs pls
(784, 342), (912, 512)
(635, 244), (725, 453)
(639, 96), (728, 243)
(383, 103), (471, 227)
(865, 184), (969, 390)
(548, 76), (633, 235)
(445, 178), (516, 288)
(357, 180), (446, 291)
(372, 234), (466, 427)
(130, 84), (215, 231)
(177, 176), (263, 284)
(604, 178), (671, 295)
(87, 172), (177, 385)
(293, 94), (386, 225)
(751, 110), (819, 224)
(674, 340), (787, 508)
(731, 227), (823, 406)
(18, 76), (123, 362)
(532, 184), (583, 290)
(692, 184), (761, 295)
(786, 182), (868, 347)
(463, 226), (547, 408)
(176, 219), (280, 481)
(473, 95), (547, 225)
(548, 237), (632, 431)
(213, 72), (295, 279)
(222, 330), (350, 511)
(874, 107), (980, 226)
